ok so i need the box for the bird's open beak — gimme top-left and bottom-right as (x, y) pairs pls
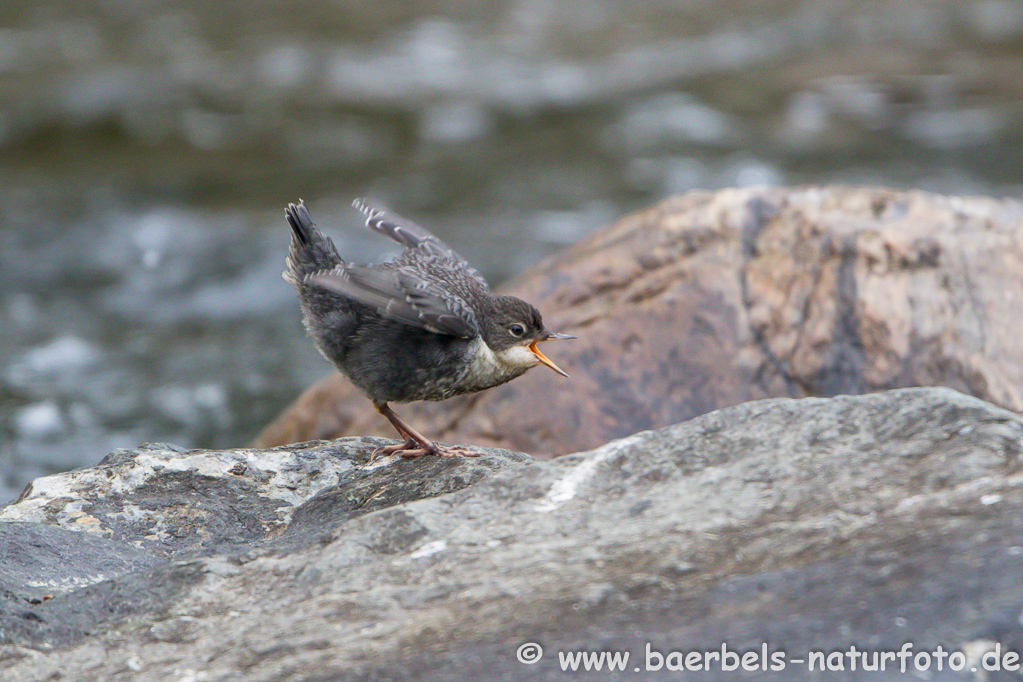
(529, 332), (575, 378)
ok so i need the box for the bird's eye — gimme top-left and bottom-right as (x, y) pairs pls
(509, 323), (525, 337)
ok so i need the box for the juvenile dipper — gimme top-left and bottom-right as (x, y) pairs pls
(283, 199), (574, 458)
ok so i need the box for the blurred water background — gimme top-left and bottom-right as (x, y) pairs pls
(2, 0), (1022, 504)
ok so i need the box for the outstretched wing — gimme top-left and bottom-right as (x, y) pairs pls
(352, 198), (490, 290)
(308, 266), (479, 338)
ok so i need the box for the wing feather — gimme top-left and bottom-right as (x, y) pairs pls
(308, 267), (478, 338)
(352, 198), (490, 290)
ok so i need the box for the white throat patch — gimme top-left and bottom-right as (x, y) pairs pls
(493, 343), (539, 369)
(465, 337), (537, 388)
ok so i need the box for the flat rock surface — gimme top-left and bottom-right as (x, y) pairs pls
(1, 387), (1021, 680)
(253, 187), (1023, 460)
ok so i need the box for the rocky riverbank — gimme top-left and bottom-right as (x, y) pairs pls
(1, 387), (1021, 680)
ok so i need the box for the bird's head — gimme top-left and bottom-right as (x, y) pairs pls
(481, 295), (575, 376)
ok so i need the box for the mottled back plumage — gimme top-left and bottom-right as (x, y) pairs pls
(310, 200), (492, 340)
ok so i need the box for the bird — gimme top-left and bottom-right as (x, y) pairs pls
(283, 198), (575, 459)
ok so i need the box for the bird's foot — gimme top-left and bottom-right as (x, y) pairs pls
(369, 439), (480, 460)
(372, 402), (482, 460)
(369, 438), (417, 462)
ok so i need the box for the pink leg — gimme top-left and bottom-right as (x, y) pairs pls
(373, 402), (481, 459)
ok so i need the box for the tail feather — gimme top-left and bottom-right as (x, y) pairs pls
(284, 200), (343, 284)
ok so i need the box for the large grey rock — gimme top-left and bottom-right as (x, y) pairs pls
(2, 440), (529, 559)
(0, 522), (170, 650)
(1, 387), (1022, 680)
